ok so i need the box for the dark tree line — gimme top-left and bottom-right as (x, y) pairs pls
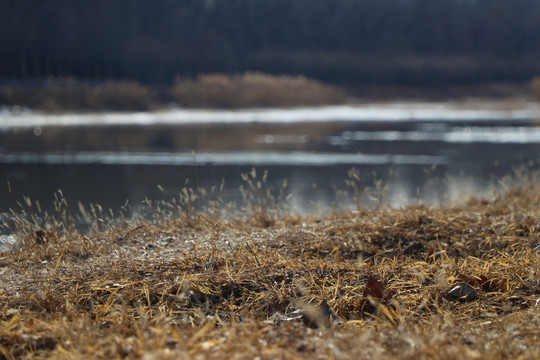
(2, 0), (540, 86)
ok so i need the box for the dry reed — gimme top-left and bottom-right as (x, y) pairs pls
(168, 72), (346, 108)
(0, 73), (346, 113)
(532, 77), (540, 101)
(0, 79), (155, 113)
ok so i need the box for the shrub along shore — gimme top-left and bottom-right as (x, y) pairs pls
(0, 171), (539, 358)
(0, 73), (538, 113)
(0, 73), (346, 113)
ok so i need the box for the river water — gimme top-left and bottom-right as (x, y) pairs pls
(1, 102), (540, 216)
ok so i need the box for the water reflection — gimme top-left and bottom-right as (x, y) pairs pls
(2, 105), (540, 216)
(1, 162), (453, 216)
(0, 151), (448, 166)
(331, 126), (540, 144)
(2, 103), (539, 128)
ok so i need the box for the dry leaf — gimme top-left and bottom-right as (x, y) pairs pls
(364, 275), (385, 299)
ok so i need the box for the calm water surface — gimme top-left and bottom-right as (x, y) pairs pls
(1, 104), (540, 215)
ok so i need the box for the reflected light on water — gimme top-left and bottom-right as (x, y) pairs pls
(331, 127), (540, 145)
(2, 103), (540, 128)
(0, 151), (449, 166)
(2, 104), (540, 215)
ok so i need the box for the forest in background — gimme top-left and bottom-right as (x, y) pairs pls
(2, 0), (540, 88)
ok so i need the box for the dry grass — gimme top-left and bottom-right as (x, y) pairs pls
(0, 79), (155, 113)
(1, 171), (540, 359)
(532, 77), (540, 102)
(168, 72), (346, 108)
(0, 73), (346, 112)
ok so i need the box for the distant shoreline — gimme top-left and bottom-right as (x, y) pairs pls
(348, 82), (534, 102)
(0, 73), (537, 114)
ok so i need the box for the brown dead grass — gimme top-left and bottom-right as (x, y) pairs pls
(0, 73), (346, 113)
(1, 173), (540, 359)
(532, 77), (540, 102)
(168, 72), (346, 108)
(0, 79), (155, 113)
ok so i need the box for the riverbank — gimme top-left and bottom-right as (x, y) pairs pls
(1, 74), (538, 113)
(0, 73), (346, 113)
(1, 172), (539, 358)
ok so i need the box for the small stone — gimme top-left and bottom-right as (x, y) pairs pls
(447, 283), (478, 301)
